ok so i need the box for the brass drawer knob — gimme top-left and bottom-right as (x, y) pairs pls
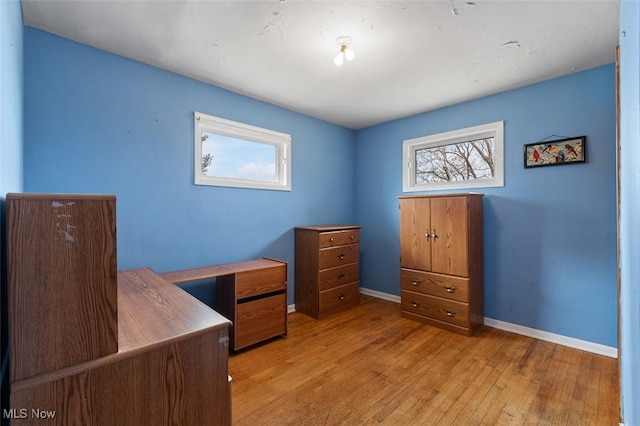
(339, 254), (345, 260)
(411, 278), (420, 286)
(445, 285), (456, 293)
(339, 294), (345, 300)
(445, 309), (455, 317)
(412, 301), (419, 308)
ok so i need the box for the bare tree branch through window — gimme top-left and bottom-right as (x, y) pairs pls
(415, 138), (495, 183)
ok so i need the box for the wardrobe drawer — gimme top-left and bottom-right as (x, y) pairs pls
(319, 282), (360, 314)
(235, 292), (286, 349)
(401, 269), (469, 302)
(401, 290), (469, 328)
(235, 266), (286, 300)
(319, 244), (359, 269)
(319, 263), (360, 291)
(319, 229), (360, 248)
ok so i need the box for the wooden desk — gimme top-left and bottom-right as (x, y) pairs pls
(160, 258), (288, 351)
(11, 268), (232, 426)
(7, 193), (233, 425)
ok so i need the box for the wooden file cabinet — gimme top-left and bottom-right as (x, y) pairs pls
(295, 225), (361, 319)
(399, 194), (483, 336)
(160, 258), (288, 351)
(216, 261), (287, 350)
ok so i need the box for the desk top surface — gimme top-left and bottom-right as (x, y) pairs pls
(295, 224), (361, 231)
(158, 258), (287, 284)
(118, 268), (231, 352)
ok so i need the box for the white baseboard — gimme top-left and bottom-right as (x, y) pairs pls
(360, 287), (401, 303)
(484, 318), (618, 358)
(357, 287), (619, 359)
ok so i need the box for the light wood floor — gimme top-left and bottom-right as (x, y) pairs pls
(229, 295), (619, 425)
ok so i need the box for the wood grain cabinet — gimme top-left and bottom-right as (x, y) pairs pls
(159, 258), (288, 351)
(399, 194), (483, 336)
(7, 193), (119, 381)
(295, 225), (361, 319)
(7, 193), (231, 425)
(216, 260), (288, 351)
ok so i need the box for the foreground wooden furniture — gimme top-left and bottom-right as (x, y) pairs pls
(398, 194), (483, 336)
(295, 225), (361, 319)
(7, 193), (231, 425)
(160, 258), (288, 351)
(7, 194), (118, 381)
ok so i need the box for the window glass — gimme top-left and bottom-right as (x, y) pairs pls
(201, 133), (277, 182)
(403, 121), (504, 192)
(195, 112), (291, 191)
(415, 137), (496, 184)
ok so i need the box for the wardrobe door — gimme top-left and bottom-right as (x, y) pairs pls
(399, 197), (431, 271)
(430, 196), (469, 277)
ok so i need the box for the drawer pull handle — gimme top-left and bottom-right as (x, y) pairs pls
(411, 278), (420, 286)
(338, 273), (346, 280)
(339, 294), (345, 300)
(339, 254), (345, 260)
(445, 285), (456, 293)
(412, 301), (419, 308)
(445, 309), (455, 317)
(425, 229), (430, 240)
(350, 235), (355, 239)
(432, 229), (438, 240)
(330, 237), (335, 242)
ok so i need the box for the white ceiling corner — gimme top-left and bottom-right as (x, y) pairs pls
(21, 0), (620, 130)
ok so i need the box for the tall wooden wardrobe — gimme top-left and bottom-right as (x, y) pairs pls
(399, 193), (483, 336)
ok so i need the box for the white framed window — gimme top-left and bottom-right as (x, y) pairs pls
(403, 121), (504, 192)
(194, 112), (291, 191)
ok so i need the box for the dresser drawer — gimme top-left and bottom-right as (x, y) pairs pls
(319, 229), (360, 248)
(235, 292), (286, 349)
(235, 265), (286, 300)
(319, 282), (360, 314)
(401, 290), (469, 328)
(401, 269), (469, 302)
(319, 244), (359, 269)
(319, 263), (360, 291)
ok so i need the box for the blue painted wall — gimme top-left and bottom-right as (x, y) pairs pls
(23, 27), (618, 348)
(1, 0), (23, 194)
(23, 28), (356, 305)
(1, 0), (23, 412)
(23, 18), (621, 345)
(354, 65), (618, 348)
(619, 1), (640, 424)
(18, 9), (639, 422)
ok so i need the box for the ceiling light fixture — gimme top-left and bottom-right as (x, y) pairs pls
(334, 36), (355, 66)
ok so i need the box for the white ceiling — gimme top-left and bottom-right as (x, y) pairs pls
(21, 0), (619, 130)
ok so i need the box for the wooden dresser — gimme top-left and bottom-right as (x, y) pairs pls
(7, 193), (232, 425)
(295, 225), (361, 319)
(398, 194), (483, 336)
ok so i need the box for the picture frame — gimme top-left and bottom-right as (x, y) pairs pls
(524, 136), (586, 168)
